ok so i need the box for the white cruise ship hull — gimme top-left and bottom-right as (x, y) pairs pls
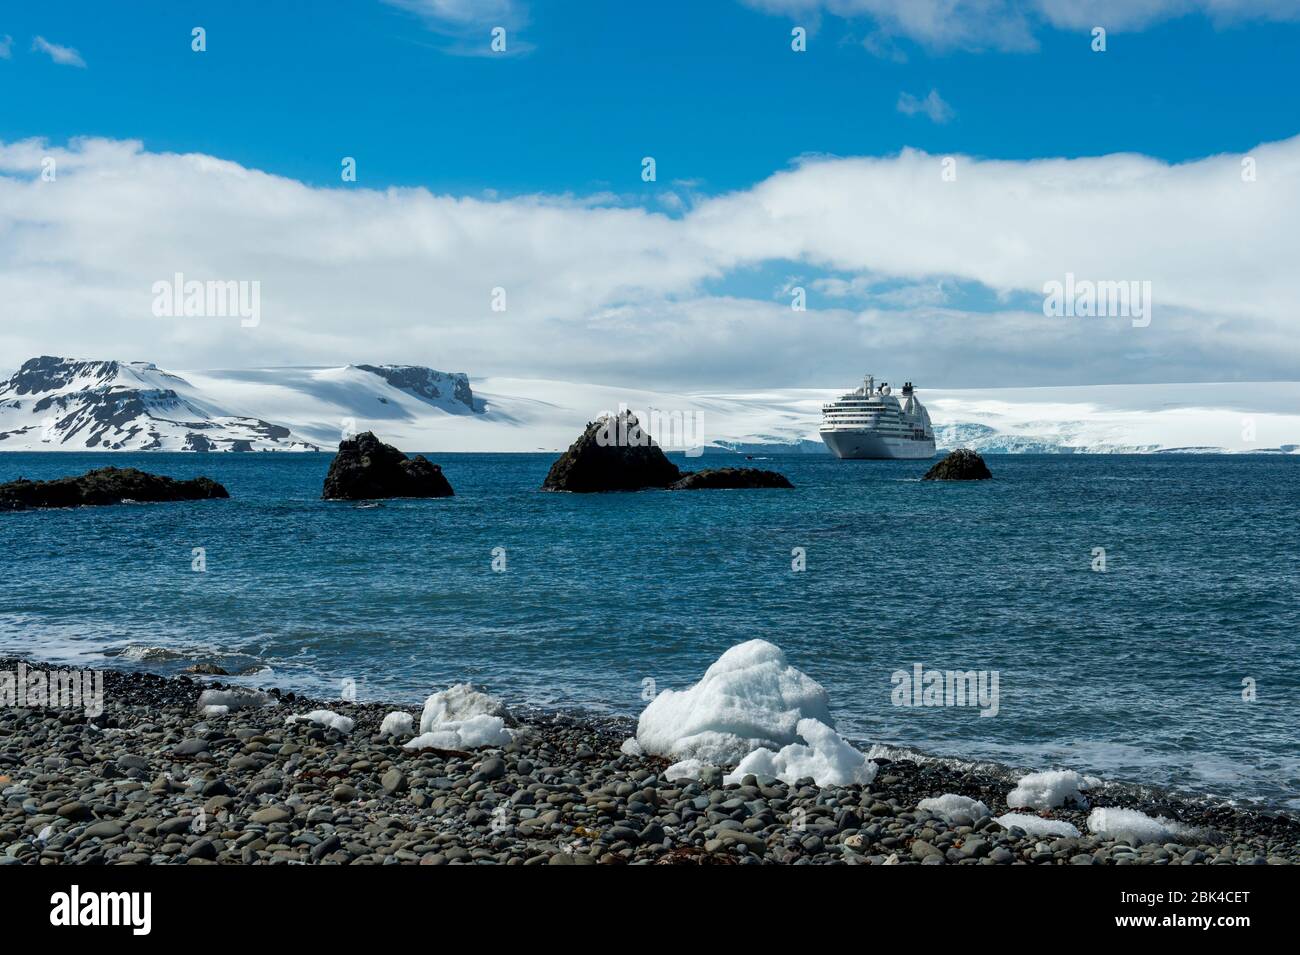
(820, 430), (936, 460)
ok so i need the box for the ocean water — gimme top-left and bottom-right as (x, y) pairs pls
(1, 451), (1297, 809)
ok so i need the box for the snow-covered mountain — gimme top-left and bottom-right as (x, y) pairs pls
(1, 356), (1297, 454)
(0, 357), (320, 451)
(0, 357), (480, 452)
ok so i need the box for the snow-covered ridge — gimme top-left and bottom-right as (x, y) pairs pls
(1, 356), (1297, 453)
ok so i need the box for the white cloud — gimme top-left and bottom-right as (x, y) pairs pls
(384, 0), (532, 54)
(742, 0), (1300, 52)
(897, 89), (955, 123)
(0, 135), (1297, 389)
(0, 35), (14, 59)
(31, 36), (86, 68)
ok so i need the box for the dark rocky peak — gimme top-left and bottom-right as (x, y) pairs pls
(321, 431), (454, 500)
(1, 356), (124, 397)
(541, 411), (683, 492)
(922, 448), (993, 481)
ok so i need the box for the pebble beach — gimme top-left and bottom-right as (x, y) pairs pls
(2, 658), (1297, 866)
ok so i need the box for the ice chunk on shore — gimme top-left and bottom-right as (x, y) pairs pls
(380, 712), (414, 739)
(723, 719), (877, 787)
(196, 688), (278, 713)
(1087, 807), (1187, 844)
(664, 758), (707, 782)
(619, 737), (643, 757)
(285, 709), (355, 734)
(919, 794), (991, 824)
(198, 705), (229, 717)
(1007, 770), (1094, 810)
(996, 813), (1081, 838)
(405, 713), (511, 751)
(405, 683), (513, 750)
(419, 683), (510, 734)
(636, 640), (833, 765)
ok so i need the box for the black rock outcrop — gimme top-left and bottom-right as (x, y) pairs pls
(0, 467), (229, 511)
(922, 449), (992, 481)
(321, 431), (454, 500)
(669, 467), (794, 490)
(541, 412), (683, 492)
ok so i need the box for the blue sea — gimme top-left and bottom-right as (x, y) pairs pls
(1, 452), (1296, 809)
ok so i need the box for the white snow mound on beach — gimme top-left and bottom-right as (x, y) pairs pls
(919, 794), (991, 823)
(285, 709), (355, 734)
(405, 683), (513, 750)
(419, 683), (510, 734)
(1007, 770), (1095, 810)
(635, 640), (833, 765)
(405, 714), (512, 750)
(380, 712), (415, 739)
(723, 719), (876, 787)
(196, 688), (278, 713)
(664, 758), (708, 782)
(619, 737), (643, 757)
(996, 813), (1081, 838)
(1087, 808), (1188, 844)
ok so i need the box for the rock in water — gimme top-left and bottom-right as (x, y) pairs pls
(922, 449), (992, 481)
(0, 467), (229, 511)
(541, 412), (682, 492)
(669, 467), (793, 490)
(321, 432), (453, 500)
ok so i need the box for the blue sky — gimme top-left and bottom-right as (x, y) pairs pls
(1, 1), (1298, 389)
(5, 1), (1299, 195)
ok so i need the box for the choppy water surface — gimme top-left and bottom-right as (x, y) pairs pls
(1, 452), (1296, 808)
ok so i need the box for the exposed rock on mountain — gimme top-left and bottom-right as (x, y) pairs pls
(541, 412), (683, 492)
(669, 467), (794, 490)
(355, 365), (481, 413)
(922, 448), (993, 481)
(321, 431), (454, 500)
(0, 467), (230, 511)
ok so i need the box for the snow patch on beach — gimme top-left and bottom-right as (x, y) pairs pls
(724, 718), (877, 787)
(380, 712), (415, 739)
(664, 758), (708, 782)
(919, 794), (991, 824)
(1007, 770), (1098, 810)
(196, 688), (278, 714)
(418, 683), (510, 734)
(996, 813), (1081, 838)
(405, 714), (512, 751)
(1087, 808), (1188, 844)
(402, 683), (514, 750)
(635, 640), (833, 765)
(285, 709), (355, 734)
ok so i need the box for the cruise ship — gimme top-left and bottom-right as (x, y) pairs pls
(819, 375), (936, 459)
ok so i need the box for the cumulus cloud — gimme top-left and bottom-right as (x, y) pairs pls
(0, 135), (1296, 388)
(741, 0), (1300, 52)
(31, 36), (86, 68)
(897, 89), (955, 123)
